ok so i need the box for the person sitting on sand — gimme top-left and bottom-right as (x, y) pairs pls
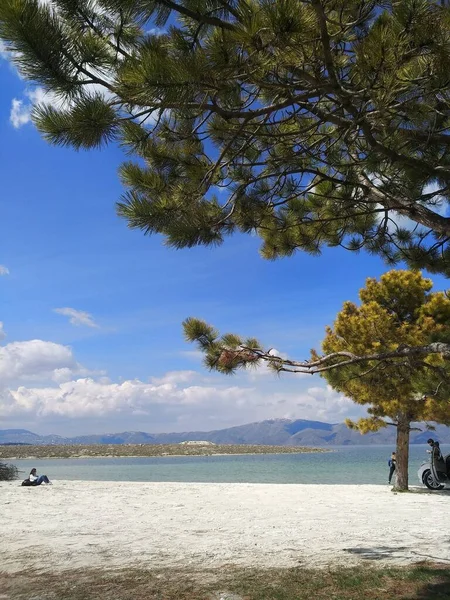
(29, 468), (52, 486)
(388, 452), (396, 485)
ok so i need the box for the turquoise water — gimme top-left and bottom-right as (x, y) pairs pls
(11, 444), (449, 485)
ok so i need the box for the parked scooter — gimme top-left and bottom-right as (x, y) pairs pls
(417, 439), (450, 490)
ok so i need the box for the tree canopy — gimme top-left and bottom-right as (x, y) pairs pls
(319, 270), (450, 423)
(1, 0), (450, 273)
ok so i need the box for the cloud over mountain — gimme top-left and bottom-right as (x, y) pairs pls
(0, 325), (362, 434)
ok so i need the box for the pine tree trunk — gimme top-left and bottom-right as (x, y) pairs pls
(394, 418), (410, 491)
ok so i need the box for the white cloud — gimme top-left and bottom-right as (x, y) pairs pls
(297, 385), (355, 421)
(150, 370), (197, 385)
(1, 377), (252, 419)
(0, 330), (363, 432)
(147, 27), (167, 36)
(54, 307), (99, 328)
(0, 265), (9, 275)
(10, 98), (32, 128)
(0, 339), (80, 386)
(0, 357), (363, 428)
(246, 348), (305, 380)
(0, 40), (8, 61)
(9, 82), (117, 129)
(50, 366), (100, 384)
(0, 322), (6, 341)
(27, 87), (58, 105)
(0, 338), (101, 394)
(387, 182), (448, 229)
(5, 377), (266, 418)
(10, 87), (63, 129)
(422, 182), (448, 217)
(372, 179), (449, 232)
(0, 40), (23, 79)
(245, 384), (359, 424)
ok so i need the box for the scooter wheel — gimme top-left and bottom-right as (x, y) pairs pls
(422, 469), (445, 490)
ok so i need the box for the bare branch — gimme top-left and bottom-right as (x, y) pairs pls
(223, 342), (450, 375)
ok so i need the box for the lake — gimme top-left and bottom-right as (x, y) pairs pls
(11, 444), (449, 485)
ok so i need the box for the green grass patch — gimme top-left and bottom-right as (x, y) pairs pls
(1, 563), (449, 600)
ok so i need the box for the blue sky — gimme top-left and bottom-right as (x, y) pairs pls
(1, 37), (448, 436)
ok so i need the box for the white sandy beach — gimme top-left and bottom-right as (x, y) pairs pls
(1, 482), (449, 573)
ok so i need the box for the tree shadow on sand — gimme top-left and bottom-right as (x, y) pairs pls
(409, 488), (450, 497)
(407, 566), (450, 600)
(342, 553), (450, 599)
(343, 546), (408, 561)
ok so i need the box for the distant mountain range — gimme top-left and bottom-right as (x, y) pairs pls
(1, 419), (450, 446)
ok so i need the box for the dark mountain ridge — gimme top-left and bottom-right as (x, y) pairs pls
(1, 418), (449, 446)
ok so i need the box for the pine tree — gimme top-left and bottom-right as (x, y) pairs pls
(184, 270), (450, 490)
(1, 1), (450, 273)
(317, 270), (450, 490)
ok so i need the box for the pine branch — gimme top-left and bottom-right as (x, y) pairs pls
(238, 342), (450, 375)
(157, 0), (236, 30)
(3, 0), (450, 272)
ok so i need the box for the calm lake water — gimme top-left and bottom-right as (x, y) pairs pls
(11, 444), (450, 485)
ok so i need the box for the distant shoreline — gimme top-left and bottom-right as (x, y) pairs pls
(4, 452), (332, 460)
(0, 443), (330, 461)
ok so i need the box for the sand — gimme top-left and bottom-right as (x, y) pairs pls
(1, 481), (449, 573)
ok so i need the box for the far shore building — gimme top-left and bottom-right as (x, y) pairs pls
(179, 441), (216, 446)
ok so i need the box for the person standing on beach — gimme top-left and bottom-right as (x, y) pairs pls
(427, 439), (445, 472)
(388, 452), (396, 485)
(427, 438), (443, 460)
